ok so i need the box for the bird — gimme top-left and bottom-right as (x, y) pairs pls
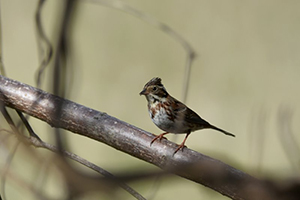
(139, 77), (235, 154)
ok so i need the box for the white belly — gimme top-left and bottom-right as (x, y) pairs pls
(149, 106), (188, 134)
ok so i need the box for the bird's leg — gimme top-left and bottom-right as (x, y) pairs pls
(173, 132), (191, 154)
(150, 132), (169, 145)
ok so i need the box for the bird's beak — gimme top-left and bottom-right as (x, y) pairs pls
(139, 89), (148, 95)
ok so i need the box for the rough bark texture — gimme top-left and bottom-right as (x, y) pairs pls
(0, 75), (298, 200)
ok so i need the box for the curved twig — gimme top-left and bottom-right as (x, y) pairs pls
(85, 0), (196, 102)
(29, 137), (146, 200)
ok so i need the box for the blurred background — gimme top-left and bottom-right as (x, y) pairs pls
(1, 0), (300, 199)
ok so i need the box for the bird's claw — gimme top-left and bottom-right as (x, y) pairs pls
(150, 133), (168, 146)
(173, 143), (187, 155)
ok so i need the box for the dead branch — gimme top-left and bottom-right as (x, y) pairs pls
(0, 75), (299, 200)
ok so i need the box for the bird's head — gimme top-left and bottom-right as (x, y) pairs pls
(139, 77), (168, 103)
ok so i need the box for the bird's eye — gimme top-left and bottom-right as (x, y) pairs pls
(153, 86), (157, 91)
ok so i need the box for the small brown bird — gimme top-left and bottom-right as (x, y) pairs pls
(140, 77), (235, 154)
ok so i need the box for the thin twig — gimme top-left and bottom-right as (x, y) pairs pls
(16, 110), (42, 141)
(29, 137), (146, 200)
(0, 139), (20, 200)
(35, 0), (53, 88)
(85, 0), (196, 102)
(0, 1), (6, 76)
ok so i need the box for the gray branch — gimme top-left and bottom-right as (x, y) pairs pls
(0, 75), (298, 200)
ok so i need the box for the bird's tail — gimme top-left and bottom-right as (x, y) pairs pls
(210, 125), (235, 137)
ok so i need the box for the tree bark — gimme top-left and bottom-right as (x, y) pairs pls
(0, 75), (298, 200)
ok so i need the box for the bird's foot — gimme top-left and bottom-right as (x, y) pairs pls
(173, 142), (187, 155)
(150, 132), (169, 146)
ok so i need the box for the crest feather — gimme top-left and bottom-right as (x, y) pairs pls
(144, 77), (163, 87)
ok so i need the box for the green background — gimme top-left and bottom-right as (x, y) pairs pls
(1, 0), (300, 199)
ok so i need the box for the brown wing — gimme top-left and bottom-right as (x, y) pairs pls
(169, 96), (235, 136)
(171, 97), (211, 130)
(184, 107), (211, 127)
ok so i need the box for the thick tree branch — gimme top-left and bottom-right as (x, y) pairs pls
(0, 75), (298, 200)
